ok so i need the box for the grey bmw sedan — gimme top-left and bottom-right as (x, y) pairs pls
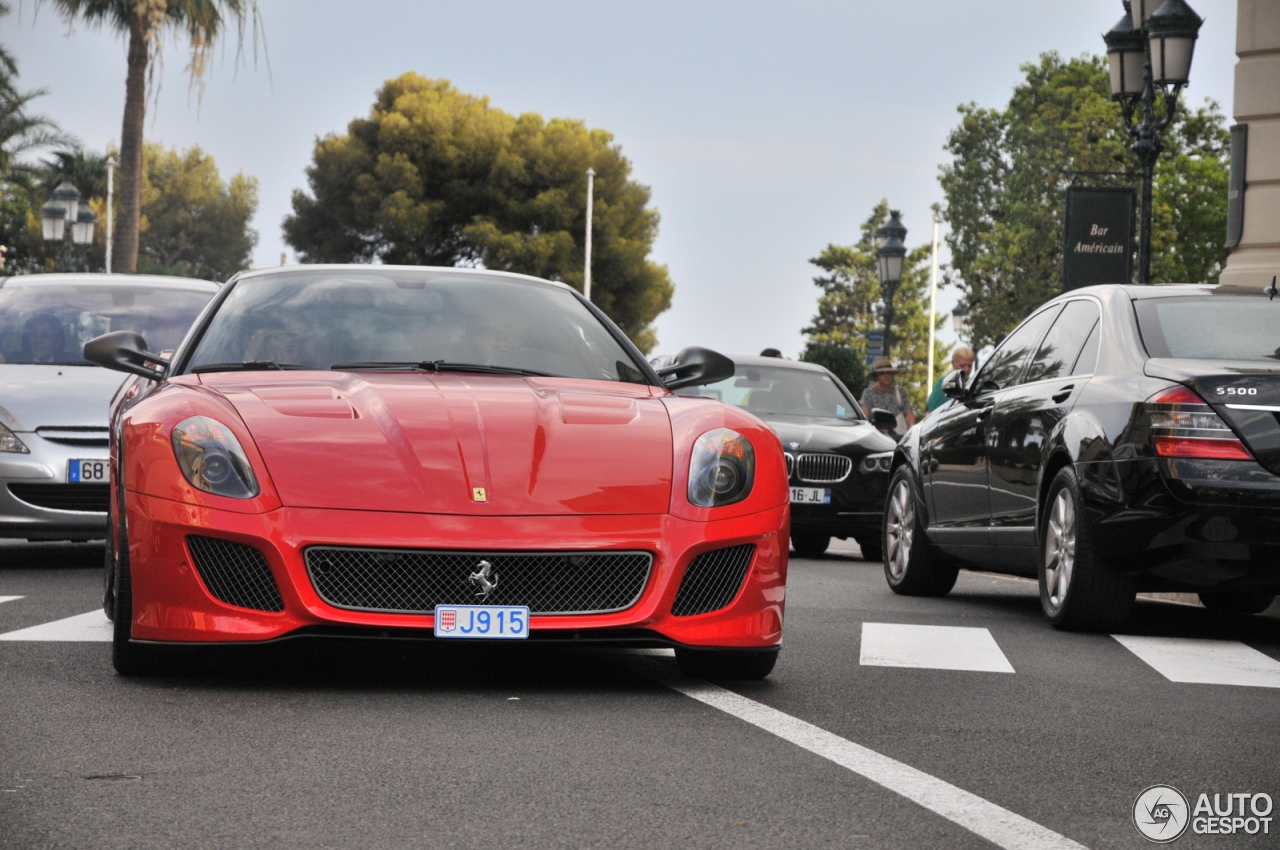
(0, 273), (217, 540)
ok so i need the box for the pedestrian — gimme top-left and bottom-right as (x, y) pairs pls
(925, 346), (976, 412)
(759, 348), (782, 358)
(860, 357), (915, 435)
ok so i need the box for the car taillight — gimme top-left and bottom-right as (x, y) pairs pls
(1145, 385), (1252, 460)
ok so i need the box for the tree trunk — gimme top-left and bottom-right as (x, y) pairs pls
(113, 15), (148, 274)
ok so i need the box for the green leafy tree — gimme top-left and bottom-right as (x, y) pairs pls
(800, 341), (867, 399)
(283, 74), (674, 353)
(137, 142), (257, 280)
(803, 200), (948, 413)
(38, 0), (264, 273)
(940, 52), (1230, 349)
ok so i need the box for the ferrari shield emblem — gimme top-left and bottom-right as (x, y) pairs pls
(472, 487), (487, 502)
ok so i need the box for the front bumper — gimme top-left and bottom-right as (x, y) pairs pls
(126, 492), (789, 648)
(788, 468), (888, 539)
(0, 434), (108, 540)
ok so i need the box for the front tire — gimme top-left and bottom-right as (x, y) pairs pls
(1198, 591), (1276, 615)
(675, 647), (778, 680)
(790, 530), (830, 558)
(1039, 467), (1135, 631)
(883, 467), (958, 596)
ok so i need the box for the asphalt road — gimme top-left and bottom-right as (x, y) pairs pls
(1, 538), (1277, 850)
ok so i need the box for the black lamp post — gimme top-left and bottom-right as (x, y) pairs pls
(876, 210), (907, 358)
(1104, 0), (1202, 283)
(39, 180), (96, 271)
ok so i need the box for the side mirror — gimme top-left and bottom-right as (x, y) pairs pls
(870, 407), (897, 431)
(941, 369), (968, 400)
(84, 331), (170, 381)
(657, 346), (734, 390)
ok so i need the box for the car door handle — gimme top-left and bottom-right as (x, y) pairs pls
(976, 405), (993, 422)
(1052, 384), (1075, 404)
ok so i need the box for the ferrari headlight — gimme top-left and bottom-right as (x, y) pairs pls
(171, 416), (259, 499)
(0, 424), (29, 454)
(688, 428), (755, 508)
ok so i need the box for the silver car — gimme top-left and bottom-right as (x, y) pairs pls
(0, 273), (218, 540)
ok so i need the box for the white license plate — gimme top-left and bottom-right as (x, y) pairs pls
(68, 459), (109, 484)
(433, 605), (529, 639)
(790, 486), (830, 504)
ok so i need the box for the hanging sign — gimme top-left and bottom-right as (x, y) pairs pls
(1062, 186), (1135, 290)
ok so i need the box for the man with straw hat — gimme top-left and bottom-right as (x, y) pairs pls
(860, 357), (915, 435)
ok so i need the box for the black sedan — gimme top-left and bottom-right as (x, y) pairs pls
(885, 282), (1280, 630)
(677, 356), (896, 558)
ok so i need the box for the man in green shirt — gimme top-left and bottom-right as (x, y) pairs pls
(925, 346), (975, 413)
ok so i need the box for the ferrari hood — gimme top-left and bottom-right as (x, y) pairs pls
(0, 364), (126, 431)
(758, 414), (897, 456)
(204, 372), (673, 515)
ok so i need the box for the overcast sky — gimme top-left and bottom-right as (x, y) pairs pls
(5, 0), (1240, 358)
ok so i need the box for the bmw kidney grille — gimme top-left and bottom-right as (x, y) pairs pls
(795, 453), (852, 483)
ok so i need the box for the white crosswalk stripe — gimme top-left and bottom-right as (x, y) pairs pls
(860, 623), (1015, 673)
(0, 610), (112, 642)
(0, 595), (23, 605)
(1112, 635), (1280, 689)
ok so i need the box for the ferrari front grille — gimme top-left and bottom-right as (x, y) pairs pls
(671, 544), (755, 617)
(304, 548), (653, 616)
(796, 453), (852, 483)
(186, 536), (285, 613)
(8, 483), (109, 512)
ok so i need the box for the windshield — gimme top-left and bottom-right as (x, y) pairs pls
(183, 270), (648, 383)
(1136, 295), (1280, 361)
(679, 364), (863, 421)
(0, 280), (215, 366)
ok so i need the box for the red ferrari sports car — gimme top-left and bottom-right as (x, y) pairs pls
(87, 266), (789, 678)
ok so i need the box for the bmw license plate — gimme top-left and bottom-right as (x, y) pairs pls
(790, 486), (830, 504)
(68, 459), (108, 484)
(433, 605), (529, 639)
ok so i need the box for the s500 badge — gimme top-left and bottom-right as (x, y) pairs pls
(1216, 387), (1258, 395)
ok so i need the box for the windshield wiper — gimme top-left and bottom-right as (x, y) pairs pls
(191, 361), (304, 374)
(330, 360), (552, 377)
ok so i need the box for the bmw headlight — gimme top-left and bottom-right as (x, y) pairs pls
(859, 451), (893, 474)
(0, 424), (29, 454)
(171, 416), (259, 499)
(688, 428), (755, 508)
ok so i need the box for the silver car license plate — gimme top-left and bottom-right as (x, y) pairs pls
(433, 605), (529, 639)
(68, 459), (109, 483)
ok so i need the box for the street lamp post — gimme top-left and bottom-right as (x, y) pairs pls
(876, 210), (907, 359)
(1104, 0), (1202, 283)
(40, 181), (96, 271)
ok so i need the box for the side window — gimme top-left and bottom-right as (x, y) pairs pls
(1070, 321), (1101, 376)
(973, 306), (1062, 392)
(1025, 300), (1101, 383)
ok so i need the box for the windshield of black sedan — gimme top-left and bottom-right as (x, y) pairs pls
(680, 365), (862, 421)
(183, 271), (647, 383)
(1136, 295), (1280, 360)
(0, 281), (214, 365)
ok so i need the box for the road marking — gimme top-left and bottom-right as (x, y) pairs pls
(637, 660), (1086, 850)
(859, 623), (1015, 673)
(0, 596), (23, 605)
(1113, 635), (1280, 689)
(0, 610), (112, 642)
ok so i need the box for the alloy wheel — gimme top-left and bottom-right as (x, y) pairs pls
(1044, 489), (1076, 609)
(886, 479), (914, 580)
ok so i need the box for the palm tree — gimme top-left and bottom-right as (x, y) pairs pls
(38, 0), (263, 272)
(1, 2), (72, 195)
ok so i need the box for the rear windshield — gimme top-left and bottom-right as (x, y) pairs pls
(1136, 295), (1280, 361)
(679, 364), (863, 422)
(0, 281), (215, 366)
